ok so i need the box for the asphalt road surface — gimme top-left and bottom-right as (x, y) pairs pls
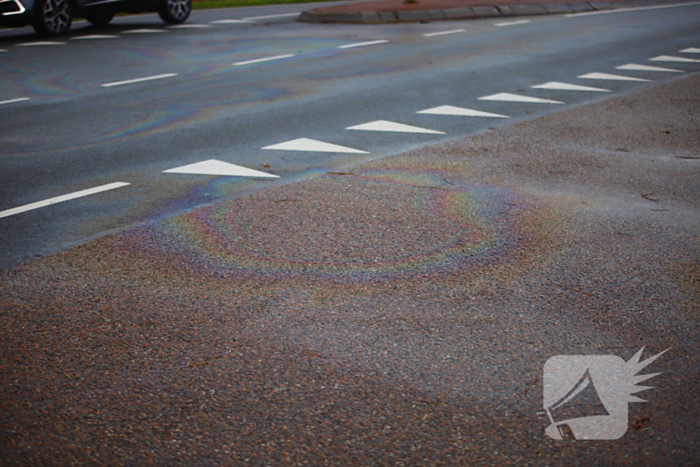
(0, 2), (699, 465)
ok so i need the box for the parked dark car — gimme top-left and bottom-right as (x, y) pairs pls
(0, 0), (192, 36)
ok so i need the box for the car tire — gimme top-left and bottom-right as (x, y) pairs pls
(32, 0), (73, 37)
(85, 12), (115, 26)
(158, 0), (191, 24)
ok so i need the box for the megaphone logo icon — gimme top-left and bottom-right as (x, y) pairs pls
(541, 348), (668, 440)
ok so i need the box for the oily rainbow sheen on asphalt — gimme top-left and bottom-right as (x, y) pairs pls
(155, 170), (533, 283)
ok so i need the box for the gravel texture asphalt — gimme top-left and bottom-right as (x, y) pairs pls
(1, 73), (698, 465)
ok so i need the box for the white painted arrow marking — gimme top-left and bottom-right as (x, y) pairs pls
(263, 138), (369, 154)
(418, 105), (510, 118)
(680, 48), (700, 53)
(578, 72), (649, 82)
(233, 54), (294, 66)
(163, 159), (279, 178)
(478, 93), (564, 104)
(71, 35), (119, 40)
(650, 55), (700, 63)
(346, 120), (445, 134)
(616, 63), (684, 73)
(0, 97), (30, 106)
(0, 182), (130, 219)
(532, 81), (611, 92)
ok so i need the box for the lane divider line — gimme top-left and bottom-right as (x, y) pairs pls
(423, 29), (465, 37)
(495, 19), (531, 26)
(100, 73), (178, 88)
(242, 13), (300, 20)
(16, 41), (65, 46)
(338, 40), (389, 49)
(233, 54), (295, 66)
(0, 182), (130, 220)
(71, 35), (119, 40)
(210, 19), (254, 23)
(0, 97), (30, 106)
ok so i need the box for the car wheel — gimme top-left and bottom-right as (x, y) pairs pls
(32, 0), (73, 37)
(158, 0), (191, 24)
(85, 12), (115, 26)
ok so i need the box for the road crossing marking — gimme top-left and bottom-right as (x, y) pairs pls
(100, 73), (178, 88)
(578, 72), (650, 81)
(338, 40), (389, 49)
(650, 55), (700, 63)
(616, 63), (684, 73)
(423, 29), (465, 37)
(478, 93), (564, 104)
(0, 97), (30, 106)
(233, 54), (295, 66)
(418, 105), (510, 118)
(532, 81), (611, 92)
(346, 120), (445, 134)
(263, 138), (369, 154)
(495, 20), (530, 26)
(0, 182), (130, 220)
(163, 160), (279, 178)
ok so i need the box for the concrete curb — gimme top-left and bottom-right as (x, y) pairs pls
(298, 0), (691, 23)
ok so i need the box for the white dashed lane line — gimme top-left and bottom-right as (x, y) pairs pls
(495, 20), (531, 26)
(123, 29), (166, 34)
(338, 40), (389, 50)
(168, 24), (213, 29)
(423, 29), (465, 37)
(100, 73), (178, 88)
(233, 54), (295, 66)
(0, 182), (130, 220)
(0, 97), (30, 106)
(71, 35), (119, 40)
(16, 41), (65, 46)
(210, 19), (254, 24)
(242, 12), (300, 20)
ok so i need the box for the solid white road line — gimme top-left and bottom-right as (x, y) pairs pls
(532, 81), (611, 92)
(495, 20), (530, 26)
(423, 29), (465, 37)
(418, 105), (510, 118)
(346, 120), (445, 134)
(478, 93), (564, 104)
(100, 73), (178, 88)
(0, 97), (30, 106)
(0, 182), (130, 220)
(71, 35), (119, 40)
(338, 40), (389, 49)
(16, 41), (65, 46)
(616, 63), (684, 72)
(263, 138), (369, 154)
(650, 55), (700, 63)
(164, 160), (279, 178)
(578, 72), (649, 81)
(243, 12), (300, 20)
(233, 54), (295, 66)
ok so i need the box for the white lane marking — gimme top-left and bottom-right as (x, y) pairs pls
(123, 29), (165, 34)
(680, 47), (700, 53)
(495, 20), (530, 26)
(418, 105), (510, 118)
(233, 54), (295, 66)
(566, 1), (700, 17)
(616, 63), (684, 72)
(346, 120), (445, 134)
(338, 40), (389, 49)
(100, 73), (178, 88)
(478, 93), (564, 104)
(168, 24), (213, 28)
(650, 55), (700, 63)
(0, 182), (130, 220)
(578, 72), (649, 81)
(242, 12), (300, 20)
(423, 29), (465, 37)
(164, 159), (279, 178)
(71, 34), (119, 40)
(532, 81), (611, 92)
(0, 97), (30, 106)
(210, 19), (254, 23)
(16, 41), (65, 46)
(263, 138), (369, 154)
(0, 49), (6, 52)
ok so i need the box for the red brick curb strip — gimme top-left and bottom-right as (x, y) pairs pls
(298, 0), (690, 23)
